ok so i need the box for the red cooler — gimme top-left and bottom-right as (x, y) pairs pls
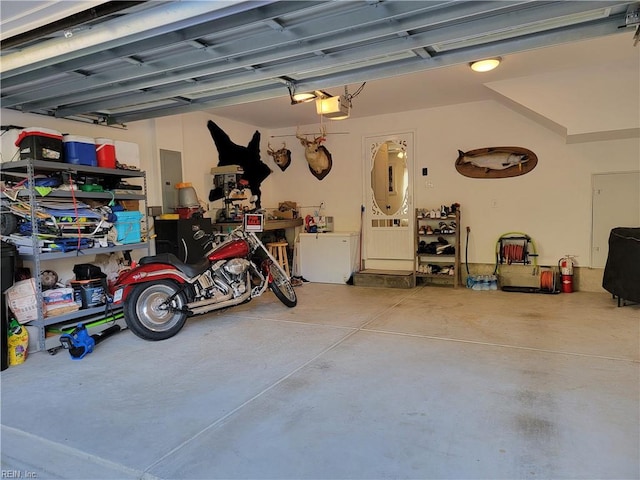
(95, 138), (116, 168)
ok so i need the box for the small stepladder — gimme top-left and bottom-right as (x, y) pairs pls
(267, 241), (290, 277)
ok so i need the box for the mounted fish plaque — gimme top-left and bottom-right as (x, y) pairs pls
(455, 147), (537, 179)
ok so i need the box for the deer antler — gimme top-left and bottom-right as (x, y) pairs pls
(315, 124), (327, 143)
(296, 127), (309, 145)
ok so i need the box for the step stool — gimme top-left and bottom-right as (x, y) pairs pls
(267, 241), (290, 277)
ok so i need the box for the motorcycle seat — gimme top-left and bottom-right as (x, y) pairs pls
(139, 253), (211, 278)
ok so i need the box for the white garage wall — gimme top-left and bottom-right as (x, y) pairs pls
(3, 98), (638, 270)
(264, 100), (639, 266)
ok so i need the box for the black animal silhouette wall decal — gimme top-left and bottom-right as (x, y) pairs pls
(207, 120), (272, 208)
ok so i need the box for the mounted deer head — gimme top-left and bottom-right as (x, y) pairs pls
(296, 126), (332, 181)
(267, 142), (292, 171)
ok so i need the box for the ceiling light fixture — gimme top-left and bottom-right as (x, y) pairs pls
(287, 83), (331, 105)
(291, 91), (317, 103)
(470, 58), (501, 72)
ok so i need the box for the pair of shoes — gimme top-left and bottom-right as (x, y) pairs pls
(439, 222), (454, 234)
(448, 203), (460, 217)
(438, 221), (457, 234)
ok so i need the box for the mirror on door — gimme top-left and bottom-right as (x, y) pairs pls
(370, 139), (409, 225)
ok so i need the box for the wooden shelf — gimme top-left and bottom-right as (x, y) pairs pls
(415, 207), (461, 287)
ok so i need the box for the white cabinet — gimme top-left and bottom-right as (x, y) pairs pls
(299, 232), (359, 284)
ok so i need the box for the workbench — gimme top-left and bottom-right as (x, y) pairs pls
(213, 217), (303, 232)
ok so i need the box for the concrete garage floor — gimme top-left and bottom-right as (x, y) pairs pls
(1, 283), (638, 479)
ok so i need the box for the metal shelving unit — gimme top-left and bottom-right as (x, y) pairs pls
(0, 159), (150, 349)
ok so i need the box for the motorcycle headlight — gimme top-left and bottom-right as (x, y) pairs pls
(224, 258), (250, 275)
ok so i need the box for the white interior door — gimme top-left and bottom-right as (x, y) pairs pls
(592, 171), (640, 267)
(363, 133), (414, 271)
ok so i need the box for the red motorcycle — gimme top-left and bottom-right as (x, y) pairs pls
(112, 226), (296, 340)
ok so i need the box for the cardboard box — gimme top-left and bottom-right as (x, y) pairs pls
(5, 279), (39, 324)
(274, 201), (298, 219)
(273, 210), (298, 219)
(119, 200), (140, 211)
(43, 287), (79, 317)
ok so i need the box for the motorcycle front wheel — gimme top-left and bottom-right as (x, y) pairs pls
(268, 262), (297, 307)
(124, 280), (189, 341)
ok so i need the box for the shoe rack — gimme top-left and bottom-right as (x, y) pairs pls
(415, 206), (461, 287)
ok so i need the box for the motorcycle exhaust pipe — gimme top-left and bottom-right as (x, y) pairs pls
(189, 288), (251, 316)
(187, 291), (233, 310)
(187, 277), (252, 316)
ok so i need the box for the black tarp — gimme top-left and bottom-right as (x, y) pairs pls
(602, 227), (640, 303)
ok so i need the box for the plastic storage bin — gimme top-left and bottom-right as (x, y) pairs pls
(95, 138), (116, 168)
(15, 127), (63, 161)
(63, 135), (97, 166)
(71, 280), (106, 309)
(114, 211), (143, 244)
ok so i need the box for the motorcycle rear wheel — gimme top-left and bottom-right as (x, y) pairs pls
(124, 280), (188, 341)
(268, 262), (297, 307)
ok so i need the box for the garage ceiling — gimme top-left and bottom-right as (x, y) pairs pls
(1, 1), (638, 128)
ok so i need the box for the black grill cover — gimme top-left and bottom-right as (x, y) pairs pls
(602, 227), (640, 303)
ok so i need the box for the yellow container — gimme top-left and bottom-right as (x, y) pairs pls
(8, 321), (28, 366)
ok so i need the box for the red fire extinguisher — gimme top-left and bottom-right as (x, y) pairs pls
(558, 255), (576, 293)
